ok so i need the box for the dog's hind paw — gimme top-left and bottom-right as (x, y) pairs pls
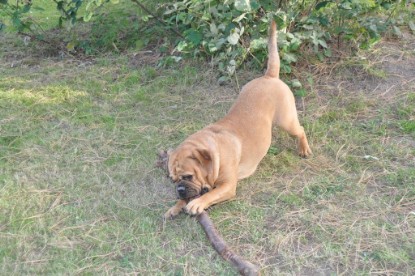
(299, 146), (312, 158)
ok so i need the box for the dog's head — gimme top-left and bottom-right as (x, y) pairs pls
(167, 145), (219, 200)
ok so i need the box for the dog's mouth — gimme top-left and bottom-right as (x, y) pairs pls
(176, 180), (210, 200)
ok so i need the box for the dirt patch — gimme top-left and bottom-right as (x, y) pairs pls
(312, 32), (415, 101)
(128, 50), (162, 68)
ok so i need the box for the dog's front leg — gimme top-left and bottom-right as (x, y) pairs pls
(164, 199), (187, 220)
(185, 180), (237, 215)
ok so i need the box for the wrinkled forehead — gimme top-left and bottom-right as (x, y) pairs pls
(169, 148), (196, 175)
(175, 154), (197, 172)
(176, 164), (194, 175)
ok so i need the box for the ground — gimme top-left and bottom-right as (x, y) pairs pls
(0, 29), (414, 275)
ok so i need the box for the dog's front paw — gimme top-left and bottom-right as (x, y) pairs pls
(185, 198), (208, 215)
(163, 206), (182, 220)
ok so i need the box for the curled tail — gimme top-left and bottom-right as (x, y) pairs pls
(265, 21), (280, 78)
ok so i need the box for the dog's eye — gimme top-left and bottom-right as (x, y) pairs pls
(181, 175), (193, 181)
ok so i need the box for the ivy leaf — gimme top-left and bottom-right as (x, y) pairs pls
(289, 38), (301, 51)
(381, 2), (391, 9)
(409, 21), (415, 34)
(392, 26), (402, 37)
(66, 41), (76, 52)
(291, 79), (302, 88)
(85, 1), (93, 11)
(240, 26), (245, 36)
(324, 49), (332, 57)
(208, 41), (218, 52)
(273, 12), (287, 29)
(234, 0), (251, 12)
(208, 38), (226, 52)
(227, 31), (240, 45)
(282, 52), (297, 64)
(267, 146), (279, 155)
(21, 5), (31, 13)
(210, 23), (218, 36)
(135, 39), (145, 51)
(218, 75), (229, 85)
(185, 29), (203, 46)
(302, 25), (314, 30)
(233, 12), (246, 23)
(215, 38), (226, 49)
(227, 59), (236, 75)
(282, 34), (291, 41)
(11, 15), (22, 31)
(250, 38), (267, 50)
(318, 39), (328, 48)
(315, 1), (331, 11)
(295, 89), (307, 97)
(176, 40), (188, 51)
(318, 16), (330, 26)
(281, 63), (291, 73)
(340, 2), (352, 10)
(84, 12), (93, 22)
(250, 0), (260, 9)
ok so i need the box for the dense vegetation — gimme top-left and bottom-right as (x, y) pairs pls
(1, 0), (414, 87)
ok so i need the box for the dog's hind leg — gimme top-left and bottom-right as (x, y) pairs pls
(278, 113), (312, 158)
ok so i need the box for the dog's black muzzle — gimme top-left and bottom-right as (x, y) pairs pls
(176, 180), (210, 200)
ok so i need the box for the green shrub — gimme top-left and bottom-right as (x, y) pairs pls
(1, 0), (414, 89)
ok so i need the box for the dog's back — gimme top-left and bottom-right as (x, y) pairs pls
(222, 20), (287, 129)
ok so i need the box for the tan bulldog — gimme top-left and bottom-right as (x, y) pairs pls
(164, 21), (312, 219)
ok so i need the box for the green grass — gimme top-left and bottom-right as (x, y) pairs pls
(1, 11), (415, 275)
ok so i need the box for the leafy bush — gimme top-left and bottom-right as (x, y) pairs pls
(1, 0), (414, 91)
(161, 0), (413, 85)
(0, 0), (35, 32)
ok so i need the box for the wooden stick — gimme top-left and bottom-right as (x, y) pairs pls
(156, 150), (260, 275)
(197, 211), (260, 276)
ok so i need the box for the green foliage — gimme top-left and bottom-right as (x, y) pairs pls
(160, 0), (414, 88)
(0, 0), (34, 33)
(1, 0), (414, 92)
(53, 0), (84, 27)
(85, 5), (146, 53)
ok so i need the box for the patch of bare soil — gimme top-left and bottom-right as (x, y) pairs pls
(0, 29), (163, 71)
(313, 32), (415, 101)
(127, 50), (162, 68)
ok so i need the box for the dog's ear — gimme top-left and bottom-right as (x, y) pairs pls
(193, 148), (219, 186)
(167, 149), (178, 181)
(195, 148), (210, 161)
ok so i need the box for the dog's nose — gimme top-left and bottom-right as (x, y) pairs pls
(177, 185), (186, 198)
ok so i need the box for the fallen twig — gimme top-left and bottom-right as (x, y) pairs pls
(197, 211), (260, 276)
(156, 150), (260, 275)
